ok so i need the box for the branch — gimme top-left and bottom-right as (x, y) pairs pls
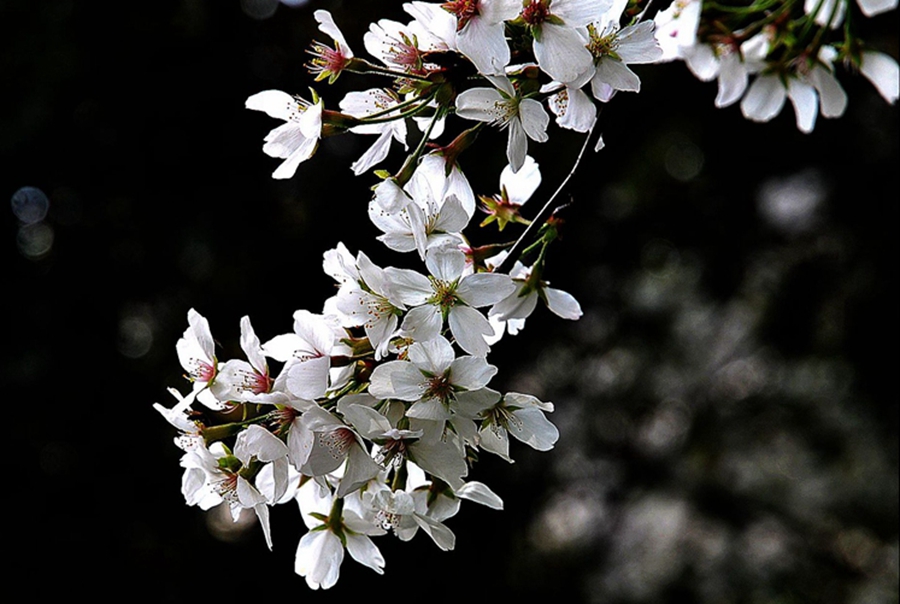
(495, 117), (601, 274)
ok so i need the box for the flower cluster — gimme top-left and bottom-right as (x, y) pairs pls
(654, 0), (898, 132)
(157, 0), (897, 588)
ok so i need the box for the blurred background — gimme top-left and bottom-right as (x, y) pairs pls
(4, 0), (897, 601)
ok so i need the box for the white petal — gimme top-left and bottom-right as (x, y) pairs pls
(518, 98), (550, 143)
(457, 272), (516, 307)
(384, 267), (432, 304)
(448, 306), (494, 356)
(544, 287), (583, 320)
(351, 130), (396, 175)
(314, 9), (352, 57)
(425, 247), (466, 281)
(553, 0), (612, 25)
(491, 287), (538, 321)
(506, 118), (527, 173)
(510, 407), (560, 450)
(616, 21), (663, 64)
(369, 361), (425, 401)
(534, 23), (594, 84)
(550, 86), (597, 132)
(448, 356), (498, 390)
(345, 534), (385, 574)
(245, 90), (298, 120)
(409, 336), (456, 374)
(860, 51), (899, 104)
(295, 530), (344, 590)
(455, 88), (506, 123)
(810, 66), (847, 118)
(787, 77), (818, 133)
(479, 424), (511, 461)
(741, 74), (786, 122)
(373, 178), (412, 214)
(413, 513), (456, 551)
(457, 16), (510, 75)
(592, 59), (641, 94)
(684, 44), (720, 81)
(715, 52), (749, 108)
(400, 304), (443, 343)
(456, 481), (504, 509)
(287, 356), (331, 400)
(500, 155), (541, 205)
(857, 0), (897, 15)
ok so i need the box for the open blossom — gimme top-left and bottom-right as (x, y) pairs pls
(653, 0), (702, 62)
(295, 481), (386, 589)
(682, 31), (771, 108)
(582, 16), (662, 102)
(307, 10), (354, 83)
(456, 76), (549, 173)
(214, 316), (289, 405)
(364, 15), (452, 75)
(441, 0), (520, 76)
(368, 336), (500, 473)
(369, 169), (469, 259)
(478, 391), (559, 461)
(246, 90), (323, 179)
(176, 308), (227, 410)
(518, 0), (608, 84)
(340, 88), (409, 175)
(741, 47), (847, 133)
(335, 251), (406, 360)
(262, 310), (337, 400)
(384, 247), (516, 355)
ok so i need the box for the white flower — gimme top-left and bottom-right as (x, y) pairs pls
(384, 247), (516, 355)
(583, 18), (663, 102)
(478, 391), (560, 461)
(368, 155), (470, 258)
(741, 48), (847, 133)
(365, 16), (452, 74)
(488, 255), (583, 331)
(262, 310), (337, 400)
(681, 31), (770, 108)
(245, 90), (323, 179)
(295, 481), (386, 589)
(335, 251), (405, 360)
(176, 308), (226, 410)
(456, 76), (549, 173)
(340, 88), (408, 175)
(296, 406), (383, 497)
(368, 336), (499, 468)
(341, 399), (470, 489)
(519, 0), (607, 84)
(307, 10), (354, 82)
(214, 316), (289, 405)
(542, 82), (597, 132)
(653, 0), (702, 62)
(441, 0), (521, 75)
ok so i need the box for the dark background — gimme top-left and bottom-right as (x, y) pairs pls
(5, 0), (897, 601)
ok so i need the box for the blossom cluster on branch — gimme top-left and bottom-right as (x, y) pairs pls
(156, 0), (897, 589)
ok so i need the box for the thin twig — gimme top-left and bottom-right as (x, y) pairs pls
(495, 118), (601, 274)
